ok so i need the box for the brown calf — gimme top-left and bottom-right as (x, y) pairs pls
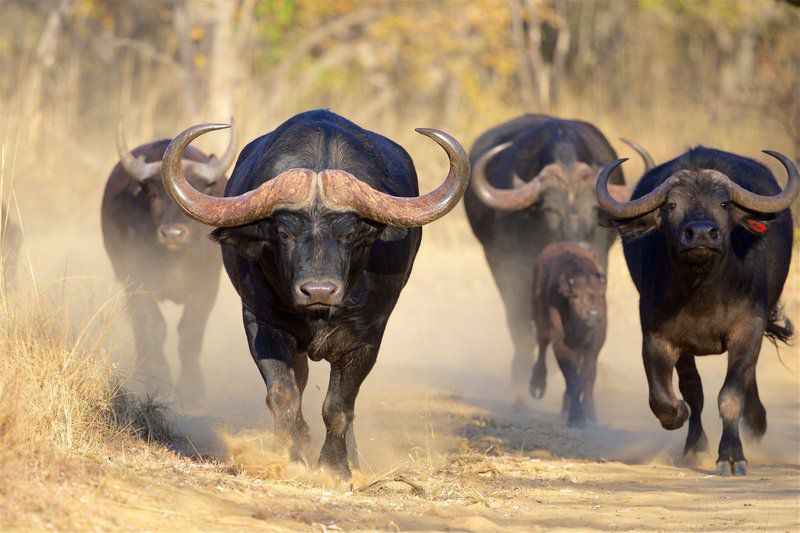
(529, 242), (607, 427)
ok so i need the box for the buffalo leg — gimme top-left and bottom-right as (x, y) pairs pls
(486, 256), (537, 404)
(580, 349), (599, 424)
(676, 354), (708, 458)
(716, 323), (762, 476)
(529, 335), (549, 399)
(126, 292), (170, 390)
(346, 423), (360, 470)
(176, 294), (215, 398)
(642, 334), (689, 431)
(742, 367), (767, 439)
(319, 348), (377, 479)
(561, 390), (571, 418)
(293, 351), (311, 448)
(508, 313), (536, 404)
(243, 308), (304, 462)
(553, 341), (585, 427)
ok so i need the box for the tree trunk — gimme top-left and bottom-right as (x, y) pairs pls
(550, 0), (571, 108)
(24, 0), (75, 125)
(524, 0), (547, 110)
(265, 6), (386, 118)
(206, 0), (238, 121)
(510, 0), (536, 111)
(172, 0), (197, 121)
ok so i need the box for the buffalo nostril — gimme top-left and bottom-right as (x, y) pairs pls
(682, 221), (719, 246)
(299, 280), (339, 305)
(300, 281), (337, 296)
(158, 224), (188, 242)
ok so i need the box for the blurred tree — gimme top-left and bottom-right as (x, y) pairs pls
(206, 0), (237, 121)
(1, 0), (797, 191)
(172, 0), (197, 120)
(23, 0), (75, 126)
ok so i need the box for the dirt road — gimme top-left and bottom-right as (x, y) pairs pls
(14, 216), (800, 530)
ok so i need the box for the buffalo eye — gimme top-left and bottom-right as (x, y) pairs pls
(276, 228), (293, 243)
(666, 202), (676, 211)
(339, 230), (356, 244)
(721, 200), (731, 209)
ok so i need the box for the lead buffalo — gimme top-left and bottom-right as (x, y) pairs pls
(595, 146), (798, 475)
(465, 114), (639, 402)
(161, 110), (469, 479)
(101, 122), (236, 395)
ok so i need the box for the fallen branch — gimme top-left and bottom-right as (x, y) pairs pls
(355, 474), (425, 496)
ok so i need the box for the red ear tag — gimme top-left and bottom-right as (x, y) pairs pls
(748, 219), (767, 233)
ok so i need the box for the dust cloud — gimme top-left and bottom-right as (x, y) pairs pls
(18, 196), (800, 477)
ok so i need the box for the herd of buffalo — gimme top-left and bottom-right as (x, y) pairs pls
(3, 109), (796, 480)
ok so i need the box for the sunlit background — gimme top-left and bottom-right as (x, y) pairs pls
(0, 0), (798, 528)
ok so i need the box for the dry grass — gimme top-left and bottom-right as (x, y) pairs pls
(0, 281), (176, 526)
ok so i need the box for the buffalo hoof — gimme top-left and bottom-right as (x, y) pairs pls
(529, 368), (546, 400)
(567, 415), (586, 428)
(511, 396), (529, 413)
(176, 372), (207, 399)
(140, 361), (173, 392)
(659, 401), (689, 430)
(716, 459), (747, 476)
(320, 460), (351, 481)
(288, 444), (307, 465)
(682, 430), (709, 457)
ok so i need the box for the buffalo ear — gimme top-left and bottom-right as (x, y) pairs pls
(734, 208), (775, 236)
(209, 227), (267, 260)
(558, 274), (571, 297)
(608, 211), (659, 242)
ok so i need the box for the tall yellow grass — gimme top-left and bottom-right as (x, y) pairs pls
(0, 280), (174, 525)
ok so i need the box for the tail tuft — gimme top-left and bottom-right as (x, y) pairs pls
(765, 305), (794, 346)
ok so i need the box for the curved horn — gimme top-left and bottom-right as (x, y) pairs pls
(595, 158), (673, 219)
(161, 123), (314, 227)
(470, 142), (545, 211)
(320, 128), (470, 227)
(620, 137), (655, 171)
(117, 120), (161, 181)
(184, 117), (238, 183)
(727, 151), (800, 213)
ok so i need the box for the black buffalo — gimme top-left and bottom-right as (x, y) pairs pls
(160, 110), (469, 479)
(101, 122), (236, 395)
(595, 146), (798, 475)
(465, 114), (640, 401)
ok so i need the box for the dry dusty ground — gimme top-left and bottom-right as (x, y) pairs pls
(6, 213), (800, 531)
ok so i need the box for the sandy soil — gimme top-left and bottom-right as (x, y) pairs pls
(12, 210), (800, 530)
